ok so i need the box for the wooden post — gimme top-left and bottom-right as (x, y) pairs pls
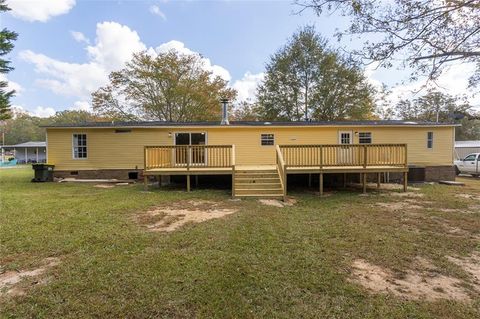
(343, 173), (347, 188)
(308, 174), (312, 188)
(144, 175), (148, 191)
(377, 172), (381, 189)
(195, 175), (199, 187)
(403, 171), (408, 192)
(157, 175), (161, 188)
(362, 173), (367, 194)
(319, 173), (323, 196)
(186, 175), (191, 192)
(363, 145), (367, 168)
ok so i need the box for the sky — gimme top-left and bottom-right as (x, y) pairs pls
(1, 0), (479, 118)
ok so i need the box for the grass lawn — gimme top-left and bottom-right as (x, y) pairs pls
(0, 167), (479, 318)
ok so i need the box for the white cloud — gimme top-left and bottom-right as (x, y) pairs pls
(32, 106), (56, 118)
(156, 40), (231, 82)
(70, 100), (91, 111)
(366, 62), (480, 111)
(86, 21), (146, 71)
(232, 71), (264, 103)
(70, 31), (90, 44)
(0, 74), (23, 95)
(7, 0), (75, 22)
(149, 5), (166, 20)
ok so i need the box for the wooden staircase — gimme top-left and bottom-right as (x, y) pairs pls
(233, 167), (284, 198)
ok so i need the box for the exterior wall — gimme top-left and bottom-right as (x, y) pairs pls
(47, 125), (455, 170)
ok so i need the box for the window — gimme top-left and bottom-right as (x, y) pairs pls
(358, 132), (372, 144)
(427, 132), (433, 149)
(261, 134), (274, 146)
(464, 154), (476, 161)
(73, 134), (87, 159)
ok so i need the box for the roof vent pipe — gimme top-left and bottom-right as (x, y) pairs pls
(220, 98), (230, 125)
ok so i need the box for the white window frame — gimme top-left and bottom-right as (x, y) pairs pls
(72, 133), (88, 159)
(358, 132), (372, 144)
(261, 133), (275, 146)
(427, 132), (434, 149)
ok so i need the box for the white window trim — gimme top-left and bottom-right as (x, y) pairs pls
(358, 132), (373, 144)
(261, 133), (275, 146)
(427, 132), (434, 150)
(72, 133), (88, 160)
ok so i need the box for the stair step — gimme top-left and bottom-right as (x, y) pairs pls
(235, 188), (283, 195)
(235, 178), (280, 183)
(235, 173), (278, 178)
(235, 182), (281, 189)
(235, 170), (277, 174)
(235, 194), (284, 199)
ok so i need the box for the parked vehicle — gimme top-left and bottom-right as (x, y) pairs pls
(454, 153), (480, 177)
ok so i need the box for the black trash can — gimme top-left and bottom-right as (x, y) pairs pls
(32, 164), (55, 182)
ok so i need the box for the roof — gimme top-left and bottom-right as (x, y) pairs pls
(455, 140), (480, 148)
(1, 141), (46, 148)
(42, 120), (459, 129)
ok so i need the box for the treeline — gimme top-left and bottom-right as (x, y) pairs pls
(2, 26), (479, 145)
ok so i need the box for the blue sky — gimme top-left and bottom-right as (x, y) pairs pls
(2, 0), (478, 117)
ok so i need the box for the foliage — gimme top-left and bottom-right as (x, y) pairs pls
(92, 51), (236, 122)
(231, 101), (262, 121)
(1, 110), (104, 145)
(395, 89), (480, 140)
(0, 0), (18, 120)
(297, 0), (480, 86)
(256, 26), (375, 121)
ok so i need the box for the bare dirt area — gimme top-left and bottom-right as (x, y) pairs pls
(258, 197), (297, 208)
(136, 200), (239, 232)
(350, 256), (478, 301)
(0, 257), (60, 298)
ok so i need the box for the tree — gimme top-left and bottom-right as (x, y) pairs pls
(0, 0), (18, 120)
(2, 112), (46, 145)
(297, 1), (480, 86)
(49, 110), (101, 124)
(394, 89), (480, 139)
(92, 50), (236, 122)
(231, 101), (262, 121)
(256, 26), (375, 121)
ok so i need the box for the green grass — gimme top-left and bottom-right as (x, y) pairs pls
(0, 167), (479, 318)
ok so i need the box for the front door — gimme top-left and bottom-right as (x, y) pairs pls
(338, 131), (353, 165)
(174, 133), (206, 165)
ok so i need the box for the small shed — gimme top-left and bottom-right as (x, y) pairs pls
(455, 140), (480, 159)
(1, 141), (47, 164)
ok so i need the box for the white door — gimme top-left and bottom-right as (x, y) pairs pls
(338, 131), (353, 165)
(462, 154), (478, 174)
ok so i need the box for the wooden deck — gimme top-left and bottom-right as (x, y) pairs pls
(143, 144), (409, 198)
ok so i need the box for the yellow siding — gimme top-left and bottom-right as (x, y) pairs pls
(47, 126), (454, 170)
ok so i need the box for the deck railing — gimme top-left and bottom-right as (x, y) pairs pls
(279, 144), (407, 168)
(275, 145), (287, 200)
(144, 145), (234, 170)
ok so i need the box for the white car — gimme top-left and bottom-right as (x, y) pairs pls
(454, 153), (480, 177)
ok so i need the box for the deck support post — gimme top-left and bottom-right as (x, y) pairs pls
(186, 175), (191, 192)
(319, 173), (323, 196)
(195, 175), (199, 187)
(157, 175), (161, 188)
(403, 172), (408, 192)
(362, 173), (367, 194)
(343, 173), (347, 188)
(144, 175), (148, 191)
(377, 172), (381, 189)
(308, 174), (312, 188)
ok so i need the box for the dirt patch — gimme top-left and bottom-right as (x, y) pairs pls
(388, 192), (425, 198)
(94, 184), (115, 189)
(456, 194), (480, 201)
(447, 253), (480, 291)
(0, 257), (60, 297)
(258, 197), (297, 208)
(375, 201), (424, 212)
(136, 200), (238, 232)
(350, 258), (470, 301)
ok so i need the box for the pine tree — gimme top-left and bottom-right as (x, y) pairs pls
(0, 0), (18, 120)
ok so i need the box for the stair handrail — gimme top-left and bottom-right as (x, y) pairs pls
(276, 145), (287, 201)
